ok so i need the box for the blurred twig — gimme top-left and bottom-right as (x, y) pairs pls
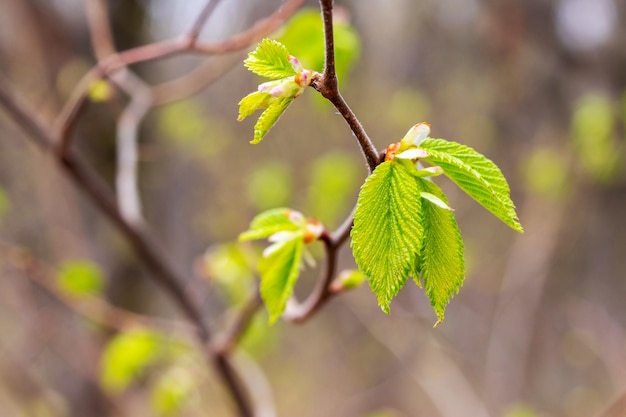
(484, 197), (565, 410)
(55, 0), (304, 154)
(85, 0), (153, 224)
(345, 302), (492, 417)
(0, 78), (253, 417)
(1, 241), (194, 334)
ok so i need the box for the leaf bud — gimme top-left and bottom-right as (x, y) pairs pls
(401, 122), (431, 147)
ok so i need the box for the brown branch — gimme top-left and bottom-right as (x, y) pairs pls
(283, 232), (338, 323)
(85, 0), (117, 60)
(312, 0), (379, 173)
(1, 242), (193, 334)
(0, 79), (253, 417)
(55, 0), (304, 154)
(214, 291), (264, 356)
(186, 0), (224, 46)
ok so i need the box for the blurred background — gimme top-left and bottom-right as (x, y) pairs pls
(0, 0), (625, 416)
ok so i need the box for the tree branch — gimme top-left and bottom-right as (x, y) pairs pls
(55, 0), (304, 154)
(312, 0), (379, 173)
(0, 79), (253, 417)
(186, 0), (224, 46)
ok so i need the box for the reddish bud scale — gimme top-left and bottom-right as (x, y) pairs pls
(385, 142), (401, 161)
(304, 219), (324, 243)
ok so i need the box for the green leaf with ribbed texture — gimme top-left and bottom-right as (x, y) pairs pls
(415, 178), (465, 326)
(251, 97), (293, 144)
(239, 207), (302, 241)
(238, 91), (273, 121)
(244, 39), (296, 80)
(258, 237), (304, 323)
(418, 138), (523, 233)
(351, 160), (424, 313)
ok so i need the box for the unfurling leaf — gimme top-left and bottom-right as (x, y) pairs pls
(416, 179), (465, 326)
(252, 97), (293, 144)
(351, 160), (424, 313)
(239, 39), (314, 143)
(259, 236), (304, 323)
(418, 138), (523, 233)
(240, 208), (325, 322)
(419, 191), (453, 211)
(238, 91), (273, 121)
(244, 39), (296, 80)
(239, 208), (303, 242)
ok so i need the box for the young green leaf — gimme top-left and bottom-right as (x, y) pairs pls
(415, 178), (465, 326)
(239, 208), (302, 242)
(100, 328), (163, 393)
(258, 236), (304, 323)
(244, 39), (296, 80)
(351, 160), (424, 313)
(420, 191), (453, 211)
(252, 97), (293, 144)
(418, 138), (523, 233)
(238, 91), (273, 121)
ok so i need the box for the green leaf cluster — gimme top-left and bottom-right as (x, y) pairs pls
(352, 133), (522, 324)
(238, 39), (313, 144)
(240, 208), (323, 323)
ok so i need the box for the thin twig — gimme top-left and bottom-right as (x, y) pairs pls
(55, 0), (304, 154)
(112, 70), (153, 224)
(283, 232), (338, 323)
(312, 0), (379, 172)
(85, 0), (117, 59)
(187, 0), (224, 46)
(214, 291), (263, 356)
(1, 242), (193, 334)
(0, 79), (253, 417)
(85, 0), (152, 223)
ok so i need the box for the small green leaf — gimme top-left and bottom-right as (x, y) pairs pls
(239, 208), (302, 242)
(259, 237), (304, 323)
(419, 138), (523, 233)
(420, 192), (453, 211)
(416, 179), (465, 326)
(238, 91), (273, 121)
(150, 367), (194, 417)
(100, 328), (162, 393)
(244, 39), (296, 80)
(351, 161), (424, 313)
(252, 97), (293, 144)
(330, 269), (366, 292)
(56, 260), (105, 298)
